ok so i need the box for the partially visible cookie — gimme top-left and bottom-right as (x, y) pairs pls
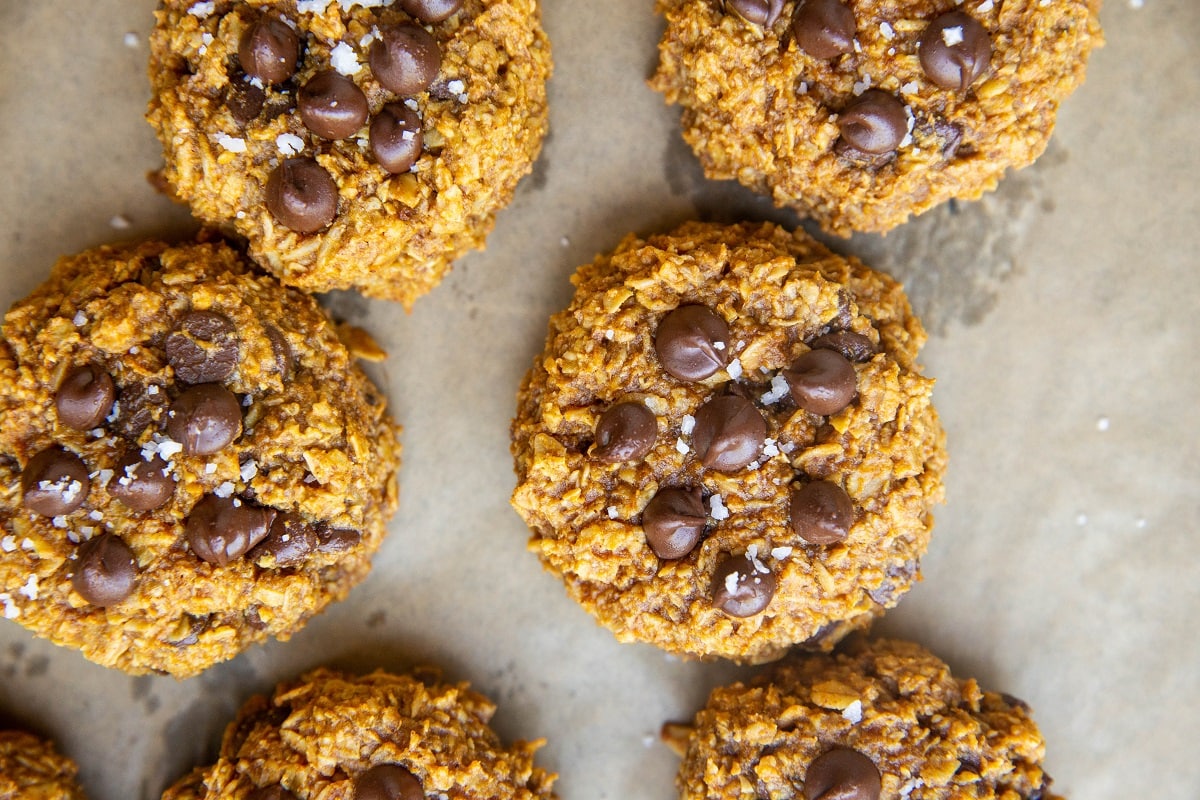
(147, 0), (551, 307)
(0, 237), (400, 677)
(511, 221), (945, 663)
(651, 0), (1102, 235)
(667, 638), (1062, 800)
(0, 730), (84, 800)
(160, 667), (557, 800)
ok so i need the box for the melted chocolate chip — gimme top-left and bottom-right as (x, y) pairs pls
(265, 326), (294, 378)
(784, 349), (857, 415)
(918, 12), (992, 91)
(726, 0), (785, 27)
(591, 402), (656, 463)
(249, 513), (318, 568)
(227, 79), (267, 125)
(654, 305), (730, 382)
(266, 158), (339, 233)
(315, 526), (361, 554)
(370, 103), (424, 174)
(711, 553), (776, 617)
(790, 481), (854, 545)
(109, 450), (175, 512)
(837, 90), (908, 155)
(299, 70), (370, 140)
(238, 16), (300, 85)
(56, 365), (115, 430)
(166, 311), (240, 385)
(642, 487), (705, 560)
(691, 396), (766, 472)
(808, 331), (875, 363)
(71, 534), (137, 607)
(792, 0), (856, 59)
(803, 748), (881, 800)
(185, 495), (276, 566)
(399, 0), (464, 23)
(247, 787), (299, 800)
(166, 384), (243, 456)
(369, 25), (441, 97)
(355, 764), (424, 800)
(22, 447), (90, 516)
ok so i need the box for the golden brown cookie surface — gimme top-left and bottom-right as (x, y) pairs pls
(651, 0), (1102, 235)
(0, 237), (399, 677)
(0, 731), (84, 800)
(511, 221), (945, 663)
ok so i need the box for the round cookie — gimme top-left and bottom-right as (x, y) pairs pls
(666, 638), (1062, 800)
(0, 730), (85, 800)
(650, 0), (1102, 235)
(0, 237), (400, 677)
(511, 221), (945, 664)
(160, 667), (557, 800)
(147, 0), (552, 307)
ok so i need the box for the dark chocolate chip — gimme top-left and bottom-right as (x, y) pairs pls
(710, 553), (776, 617)
(654, 305), (730, 382)
(238, 16), (300, 85)
(838, 90), (908, 155)
(21, 447), (90, 516)
(791, 0), (856, 59)
(866, 559), (917, 606)
(803, 748), (881, 800)
(790, 481), (854, 545)
(933, 118), (965, 158)
(726, 0), (785, 27)
(109, 450), (175, 512)
(784, 349), (857, 415)
(355, 764), (424, 800)
(591, 402), (656, 463)
(266, 158), (339, 233)
(808, 331), (875, 363)
(299, 70), (370, 140)
(166, 614), (209, 647)
(833, 138), (897, 169)
(918, 12), (992, 91)
(369, 25), (441, 97)
(166, 384), (243, 456)
(691, 395), (766, 472)
(227, 79), (267, 125)
(265, 326), (294, 378)
(642, 487), (705, 560)
(71, 534), (137, 607)
(166, 310), (240, 385)
(247, 787), (299, 800)
(185, 495), (276, 566)
(1000, 693), (1031, 711)
(315, 526), (361, 554)
(249, 513), (319, 568)
(56, 365), (115, 430)
(399, 0), (464, 23)
(370, 103), (424, 174)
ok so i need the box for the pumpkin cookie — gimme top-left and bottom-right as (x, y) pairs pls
(511, 221), (945, 663)
(0, 237), (400, 677)
(0, 730), (85, 800)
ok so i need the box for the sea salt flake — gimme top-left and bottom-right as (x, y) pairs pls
(110, 214), (132, 230)
(95, 469), (114, 486)
(90, 428), (105, 438)
(607, 506), (618, 520)
(852, 75), (872, 96)
(709, 494), (730, 521)
(240, 460), (259, 482)
(1076, 513), (1089, 526)
(277, 132), (305, 156)
(330, 42), (362, 75)
(680, 415), (696, 435)
(879, 22), (895, 40)
(447, 79), (465, 94)
(20, 538), (34, 551)
(1096, 416), (1110, 432)
(675, 437), (689, 455)
(977, 0), (995, 11)
(1128, 0), (1144, 6)
(72, 310), (87, 326)
(188, 1), (216, 18)
(123, 32), (140, 48)
(404, 98), (420, 111)
(0, 536), (16, 553)
(401, 130), (416, 141)
(157, 438), (184, 461)
(781, 441), (796, 454)
(771, 546), (792, 559)
(942, 26), (965, 46)
(604, 329), (614, 341)
(214, 481), (236, 498)
(713, 341), (726, 350)
(901, 80), (920, 95)
(842, 699), (863, 724)
(216, 134), (247, 153)
(204, 463), (217, 475)
(1, 594), (19, 619)
(725, 571), (741, 594)
(51, 515), (68, 529)
(297, 0), (331, 12)
(762, 438), (780, 458)
(761, 375), (789, 404)
(148, 385), (159, 396)
(88, 510), (103, 521)
(727, 358), (744, 379)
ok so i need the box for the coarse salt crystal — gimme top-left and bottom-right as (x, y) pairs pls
(607, 506), (619, 519)
(214, 481), (236, 498)
(0, 537), (15, 553)
(20, 538), (34, 551)
(330, 42), (362, 76)
(710, 494), (730, 521)
(899, 105), (916, 148)
(762, 438), (780, 458)
(842, 699), (863, 723)
(852, 76), (872, 96)
(724, 571), (741, 594)
(761, 374), (789, 404)
(72, 310), (87, 326)
(941, 26), (965, 46)
(148, 385), (159, 396)
(401, 130), (415, 141)
(240, 460), (259, 482)
(977, 0), (995, 10)
(188, 1), (216, 18)
(296, 0), (331, 12)
(404, 98), (420, 111)
(95, 469), (114, 486)
(901, 80), (920, 95)
(247, 75), (264, 90)
(88, 510), (103, 521)
(277, 132), (305, 156)
(680, 414), (696, 435)
(198, 31), (214, 55)
(216, 134), (247, 153)
(713, 341), (726, 350)
(604, 329), (614, 341)
(157, 438), (184, 461)
(879, 22), (895, 40)
(781, 441), (796, 454)
(359, 27), (380, 46)
(447, 79), (465, 94)
(204, 463), (217, 475)
(675, 437), (689, 455)
(798, 81), (809, 94)
(1, 594), (19, 619)
(123, 32), (140, 48)
(853, 39), (862, 53)
(727, 358), (743, 379)
(771, 546), (792, 559)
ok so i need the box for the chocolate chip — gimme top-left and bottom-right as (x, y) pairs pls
(166, 311), (240, 385)
(803, 748), (881, 800)
(266, 158), (339, 233)
(369, 25), (441, 97)
(227, 79), (266, 125)
(918, 12), (992, 91)
(642, 487), (705, 560)
(185, 495), (276, 566)
(315, 526), (361, 554)
(399, 0), (464, 23)
(790, 481), (854, 545)
(247, 787), (299, 800)
(808, 331), (875, 363)
(109, 450), (175, 512)
(249, 513), (318, 568)
(166, 384), (243, 456)
(355, 764), (424, 800)
(691, 395), (766, 472)
(55, 365), (115, 430)
(784, 349), (857, 415)
(711, 553), (776, 617)
(238, 16), (300, 85)
(838, 91), (908, 155)
(299, 70), (370, 140)
(22, 447), (90, 516)
(591, 402), (656, 463)
(726, 0), (784, 27)
(370, 103), (424, 173)
(166, 614), (209, 647)
(265, 326), (294, 378)
(654, 305), (730, 382)
(866, 559), (917, 606)
(1000, 693), (1031, 711)
(71, 534), (137, 607)
(791, 0), (856, 59)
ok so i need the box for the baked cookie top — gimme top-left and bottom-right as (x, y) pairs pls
(511, 221), (945, 663)
(0, 237), (399, 677)
(147, 0), (551, 307)
(0, 730), (85, 800)
(161, 667), (557, 800)
(651, 0), (1102, 235)
(667, 638), (1062, 800)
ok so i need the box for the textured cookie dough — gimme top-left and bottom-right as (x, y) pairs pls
(147, 0), (551, 307)
(668, 638), (1063, 800)
(651, 0), (1102, 235)
(511, 221), (945, 663)
(0, 731), (85, 800)
(161, 667), (557, 800)
(0, 237), (400, 677)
